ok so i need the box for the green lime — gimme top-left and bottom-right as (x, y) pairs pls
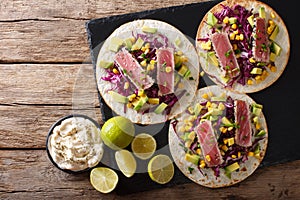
(101, 116), (135, 150)
(148, 154), (174, 184)
(115, 149), (137, 178)
(90, 167), (118, 193)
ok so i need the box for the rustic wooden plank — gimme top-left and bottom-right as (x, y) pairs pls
(0, 150), (299, 199)
(0, 0), (203, 21)
(0, 0), (206, 63)
(0, 64), (102, 148)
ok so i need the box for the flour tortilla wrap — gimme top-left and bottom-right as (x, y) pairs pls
(96, 19), (199, 124)
(169, 85), (268, 188)
(196, 0), (290, 93)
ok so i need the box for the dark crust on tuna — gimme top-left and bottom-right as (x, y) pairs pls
(169, 85), (268, 188)
(196, 0), (290, 94)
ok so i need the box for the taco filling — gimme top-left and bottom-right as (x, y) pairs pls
(197, 3), (282, 87)
(171, 90), (267, 179)
(99, 26), (195, 115)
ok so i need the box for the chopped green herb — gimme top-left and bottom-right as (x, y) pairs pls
(225, 50), (232, 57)
(188, 167), (194, 174)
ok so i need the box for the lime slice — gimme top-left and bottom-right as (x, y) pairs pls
(115, 149), (137, 178)
(131, 133), (157, 160)
(148, 154), (174, 184)
(90, 167), (118, 193)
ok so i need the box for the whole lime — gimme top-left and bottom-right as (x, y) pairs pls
(101, 116), (135, 150)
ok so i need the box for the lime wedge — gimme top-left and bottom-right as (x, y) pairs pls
(148, 154), (174, 184)
(131, 133), (157, 160)
(90, 167), (118, 193)
(115, 149), (137, 178)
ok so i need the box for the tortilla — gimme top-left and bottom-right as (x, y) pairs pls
(96, 19), (199, 124)
(196, 0), (290, 93)
(168, 85), (268, 188)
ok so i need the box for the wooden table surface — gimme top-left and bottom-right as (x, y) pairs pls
(0, 0), (299, 199)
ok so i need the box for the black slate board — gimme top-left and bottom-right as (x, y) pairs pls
(85, 0), (300, 195)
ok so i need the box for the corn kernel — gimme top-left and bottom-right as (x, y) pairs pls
(218, 103), (225, 111)
(150, 60), (156, 65)
(248, 152), (254, 157)
(200, 163), (206, 168)
(185, 140), (192, 148)
(221, 145), (228, 152)
(180, 56), (188, 62)
(234, 30), (239, 35)
(188, 131), (196, 140)
(112, 68), (119, 74)
(270, 66), (277, 72)
(229, 33), (235, 40)
(141, 46), (147, 52)
(255, 75), (261, 81)
(223, 16), (229, 24)
(238, 152), (241, 157)
(196, 148), (202, 155)
(267, 26), (274, 35)
(188, 106), (194, 114)
(202, 93), (209, 99)
(205, 155), (211, 162)
(176, 51), (183, 56)
(231, 23), (237, 30)
(144, 48), (150, 54)
(239, 33), (244, 40)
(228, 126), (233, 131)
(124, 82), (129, 90)
(255, 153), (261, 159)
(233, 44), (238, 50)
(127, 103), (133, 108)
(221, 151), (225, 156)
(138, 90), (144, 96)
(165, 66), (172, 73)
(179, 126), (185, 132)
(128, 94), (136, 101)
(249, 57), (256, 63)
(206, 101), (212, 108)
(227, 138), (235, 146)
(256, 123), (261, 130)
(231, 155), (237, 159)
(140, 60), (147, 67)
(200, 159), (205, 164)
(247, 79), (253, 85)
(146, 64), (152, 71)
(235, 35), (240, 40)
(185, 125), (192, 131)
(145, 43), (150, 49)
(271, 12), (276, 19)
(200, 71), (205, 77)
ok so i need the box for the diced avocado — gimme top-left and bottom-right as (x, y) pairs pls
(220, 76), (230, 83)
(207, 51), (219, 67)
(259, 7), (266, 19)
(247, 15), (255, 27)
(154, 102), (168, 114)
(133, 96), (148, 111)
(269, 25), (279, 41)
(252, 103), (263, 109)
(178, 64), (188, 77)
(211, 96), (226, 102)
(194, 103), (203, 116)
(270, 42), (282, 56)
(185, 154), (200, 165)
(142, 26), (157, 34)
(109, 37), (123, 52)
(269, 52), (277, 62)
(250, 67), (263, 75)
(222, 116), (233, 126)
(252, 107), (262, 116)
(131, 37), (144, 50)
(99, 60), (113, 69)
(210, 108), (223, 116)
(184, 69), (191, 79)
(207, 12), (218, 27)
(174, 74), (181, 86)
(124, 38), (133, 49)
(228, 17), (237, 24)
(254, 144), (260, 154)
(225, 162), (240, 178)
(208, 115), (219, 121)
(108, 91), (128, 104)
(256, 130), (266, 137)
(174, 55), (182, 70)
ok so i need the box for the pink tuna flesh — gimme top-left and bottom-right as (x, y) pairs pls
(195, 120), (224, 167)
(253, 17), (270, 63)
(114, 49), (154, 90)
(156, 48), (175, 95)
(234, 100), (252, 147)
(211, 32), (240, 79)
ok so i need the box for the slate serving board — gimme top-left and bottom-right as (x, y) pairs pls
(85, 0), (300, 195)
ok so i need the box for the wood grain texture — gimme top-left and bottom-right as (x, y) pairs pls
(0, 0), (202, 63)
(0, 150), (299, 199)
(0, 64), (102, 148)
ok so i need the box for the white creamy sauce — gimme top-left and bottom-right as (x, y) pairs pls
(48, 117), (104, 171)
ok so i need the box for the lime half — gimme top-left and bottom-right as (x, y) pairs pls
(148, 154), (174, 184)
(90, 167), (118, 193)
(115, 149), (137, 178)
(131, 133), (157, 160)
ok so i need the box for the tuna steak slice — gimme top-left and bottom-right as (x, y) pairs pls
(114, 48), (154, 90)
(234, 100), (252, 147)
(253, 17), (270, 63)
(195, 120), (223, 167)
(211, 32), (240, 79)
(156, 48), (175, 95)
